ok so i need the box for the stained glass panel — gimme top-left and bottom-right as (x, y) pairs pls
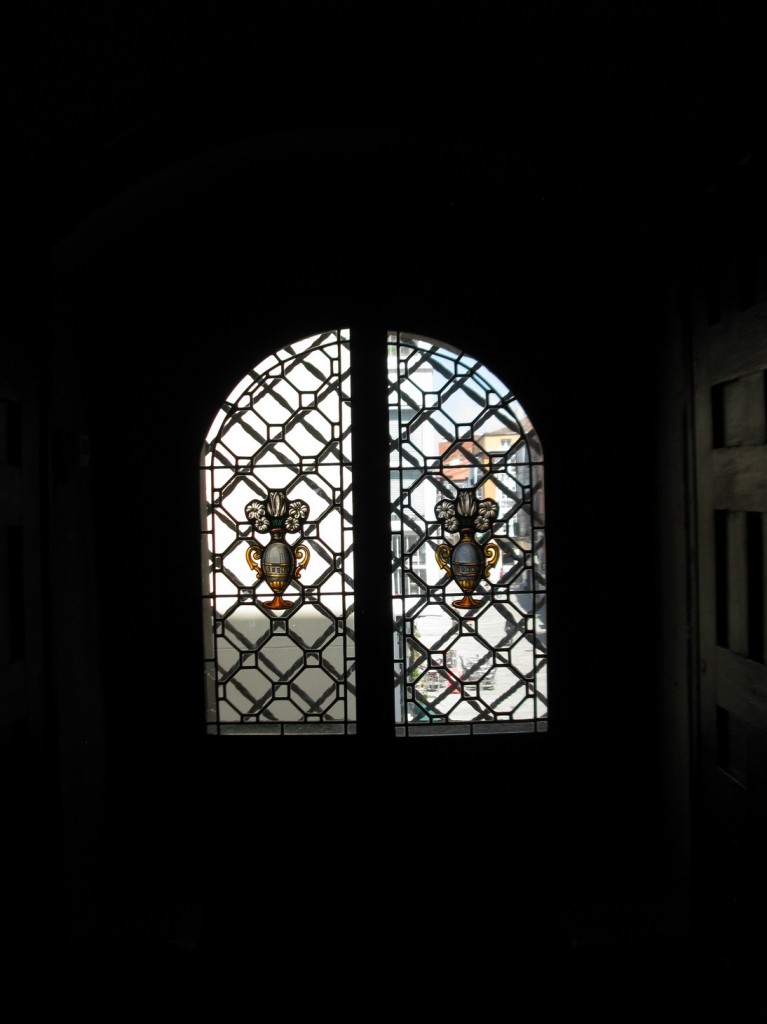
(388, 332), (547, 735)
(201, 330), (356, 734)
(202, 328), (547, 737)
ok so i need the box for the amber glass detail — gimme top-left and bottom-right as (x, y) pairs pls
(435, 490), (500, 608)
(245, 490), (310, 609)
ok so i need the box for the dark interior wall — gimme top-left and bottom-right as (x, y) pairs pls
(46, 123), (677, 958)
(653, 248), (697, 904)
(7, 0), (765, 987)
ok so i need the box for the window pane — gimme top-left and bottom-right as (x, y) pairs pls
(201, 330), (356, 734)
(389, 332), (547, 735)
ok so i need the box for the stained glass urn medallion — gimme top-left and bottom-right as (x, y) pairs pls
(244, 489), (310, 609)
(435, 489), (500, 609)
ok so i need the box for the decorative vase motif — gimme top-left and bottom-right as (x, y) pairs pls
(435, 488), (500, 609)
(244, 490), (310, 609)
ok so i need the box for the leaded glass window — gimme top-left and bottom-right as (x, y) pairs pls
(201, 328), (547, 736)
(389, 332), (547, 735)
(201, 330), (355, 735)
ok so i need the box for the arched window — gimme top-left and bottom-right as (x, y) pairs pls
(201, 329), (546, 736)
(389, 331), (547, 735)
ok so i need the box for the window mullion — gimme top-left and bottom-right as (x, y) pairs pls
(349, 325), (394, 737)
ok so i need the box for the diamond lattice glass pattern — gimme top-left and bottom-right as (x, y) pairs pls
(389, 332), (547, 735)
(201, 330), (356, 735)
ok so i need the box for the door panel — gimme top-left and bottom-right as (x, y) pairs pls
(693, 283), (767, 956)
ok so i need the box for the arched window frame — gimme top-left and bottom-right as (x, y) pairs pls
(201, 328), (547, 737)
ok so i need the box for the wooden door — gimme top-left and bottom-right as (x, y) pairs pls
(691, 159), (767, 961)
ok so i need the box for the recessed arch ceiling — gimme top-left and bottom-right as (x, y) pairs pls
(10, 1), (763, 243)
